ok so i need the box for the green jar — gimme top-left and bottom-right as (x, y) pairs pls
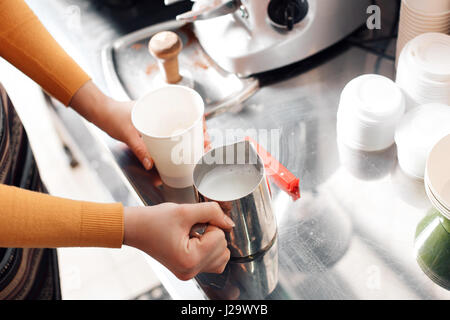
(415, 207), (450, 290)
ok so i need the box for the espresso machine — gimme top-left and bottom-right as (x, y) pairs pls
(169, 0), (371, 76)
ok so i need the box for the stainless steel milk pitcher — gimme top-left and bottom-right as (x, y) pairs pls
(193, 140), (277, 259)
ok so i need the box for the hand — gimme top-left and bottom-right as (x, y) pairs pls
(70, 80), (153, 170)
(123, 202), (234, 280)
(100, 99), (154, 170)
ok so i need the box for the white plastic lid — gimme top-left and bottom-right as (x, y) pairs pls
(425, 134), (450, 219)
(344, 74), (405, 124)
(406, 33), (450, 82)
(337, 75), (406, 151)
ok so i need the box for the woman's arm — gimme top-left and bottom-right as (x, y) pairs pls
(0, 0), (90, 106)
(0, 184), (124, 248)
(0, 0), (153, 169)
(0, 184), (233, 279)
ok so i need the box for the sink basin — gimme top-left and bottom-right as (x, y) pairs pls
(101, 20), (259, 118)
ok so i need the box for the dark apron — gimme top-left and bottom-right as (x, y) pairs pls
(0, 84), (61, 300)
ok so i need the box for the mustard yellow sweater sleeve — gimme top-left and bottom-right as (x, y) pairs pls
(0, 0), (91, 105)
(0, 1), (125, 248)
(0, 185), (124, 248)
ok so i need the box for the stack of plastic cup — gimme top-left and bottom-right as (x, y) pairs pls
(396, 0), (450, 64)
(337, 74), (405, 152)
(396, 33), (450, 110)
(394, 103), (450, 180)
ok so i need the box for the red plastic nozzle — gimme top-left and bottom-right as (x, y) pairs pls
(245, 136), (300, 201)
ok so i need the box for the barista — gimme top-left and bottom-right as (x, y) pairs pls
(0, 0), (232, 299)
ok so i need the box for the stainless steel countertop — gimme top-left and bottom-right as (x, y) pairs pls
(27, 0), (450, 299)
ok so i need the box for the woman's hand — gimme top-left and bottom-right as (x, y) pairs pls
(70, 80), (153, 170)
(123, 202), (234, 280)
(100, 99), (154, 170)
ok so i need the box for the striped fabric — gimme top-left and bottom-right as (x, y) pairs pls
(0, 84), (60, 300)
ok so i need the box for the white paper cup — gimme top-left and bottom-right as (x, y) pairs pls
(337, 74), (405, 151)
(131, 85), (205, 188)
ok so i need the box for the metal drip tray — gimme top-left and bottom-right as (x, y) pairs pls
(101, 20), (259, 118)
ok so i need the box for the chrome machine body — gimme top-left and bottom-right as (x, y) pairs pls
(175, 0), (371, 76)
